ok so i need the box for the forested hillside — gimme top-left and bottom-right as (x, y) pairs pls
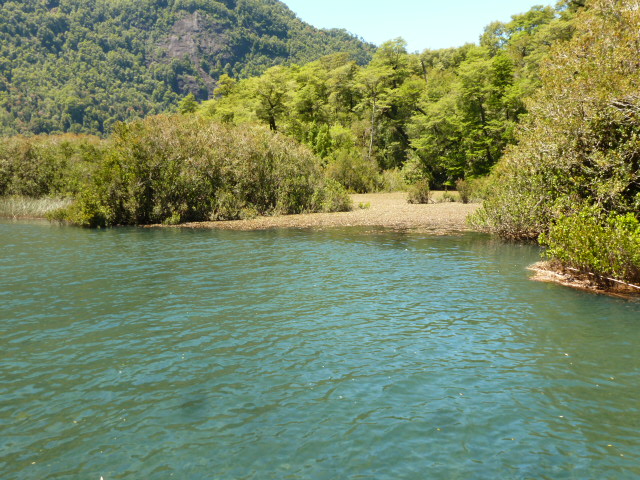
(0, 0), (374, 135)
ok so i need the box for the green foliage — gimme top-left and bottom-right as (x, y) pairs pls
(380, 168), (407, 192)
(311, 177), (353, 213)
(0, 0), (374, 136)
(326, 149), (381, 194)
(54, 115), (350, 226)
(178, 93), (198, 114)
(199, 4), (575, 192)
(1, 1), (581, 213)
(541, 207), (640, 284)
(407, 179), (431, 204)
(455, 178), (472, 204)
(474, 0), (640, 283)
(476, 0), (640, 241)
(57, 188), (114, 228)
(0, 134), (105, 197)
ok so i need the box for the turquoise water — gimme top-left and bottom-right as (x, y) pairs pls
(1, 220), (639, 479)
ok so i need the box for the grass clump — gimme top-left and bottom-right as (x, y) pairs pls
(0, 196), (73, 219)
(439, 191), (457, 203)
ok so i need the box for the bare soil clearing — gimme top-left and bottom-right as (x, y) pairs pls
(168, 192), (481, 234)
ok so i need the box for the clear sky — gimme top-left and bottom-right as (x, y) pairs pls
(282, 0), (554, 52)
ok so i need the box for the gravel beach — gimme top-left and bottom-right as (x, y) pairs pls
(171, 192), (481, 233)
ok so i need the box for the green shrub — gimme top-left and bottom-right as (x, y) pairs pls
(380, 168), (407, 192)
(541, 207), (640, 284)
(455, 178), (472, 204)
(407, 179), (432, 204)
(469, 164), (555, 240)
(52, 189), (114, 228)
(401, 153), (428, 186)
(55, 115), (346, 226)
(326, 149), (381, 193)
(0, 134), (105, 198)
(311, 178), (353, 213)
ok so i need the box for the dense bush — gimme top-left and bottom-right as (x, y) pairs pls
(380, 168), (407, 192)
(541, 207), (640, 284)
(0, 135), (105, 198)
(476, 0), (640, 239)
(56, 115), (351, 227)
(325, 150), (381, 193)
(454, 178), (471, 204)
(407, 179), (431, 204)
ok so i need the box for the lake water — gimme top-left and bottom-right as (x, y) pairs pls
(1, 220), (639, 479)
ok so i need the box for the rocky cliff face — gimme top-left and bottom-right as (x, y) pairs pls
(159, 11), (230, 93)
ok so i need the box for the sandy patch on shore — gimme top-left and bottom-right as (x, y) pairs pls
(166, 192), (480, 234)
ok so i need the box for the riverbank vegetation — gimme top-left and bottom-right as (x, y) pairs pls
(1, 0), (638, 290)
(1, 2), (580, 224)
(1, 116), (351, 227)
(474, 0), (640, 287)
(0, 196), (73, 219)
(0, 134), (105, 198)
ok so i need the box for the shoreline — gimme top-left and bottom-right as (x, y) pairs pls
(156, 192), (481, 234)
(528, 261), (640, 299)
(4, 194), (639, 299)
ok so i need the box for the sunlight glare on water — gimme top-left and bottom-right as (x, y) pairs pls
(1, 221), (639, 479)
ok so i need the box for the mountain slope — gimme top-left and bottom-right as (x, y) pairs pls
(0, 0), (374, 135)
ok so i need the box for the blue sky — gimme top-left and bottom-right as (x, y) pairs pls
(282, 0), (554, 52)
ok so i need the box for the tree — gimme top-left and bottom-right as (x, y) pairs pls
(178, 93), (198, 114)
(252, 66), (291, 131)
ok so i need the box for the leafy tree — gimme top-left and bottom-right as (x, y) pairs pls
(178, 93), (198, 114)
(251, 66), (291, 131)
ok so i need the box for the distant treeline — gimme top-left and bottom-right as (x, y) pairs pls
(197, 3), (577, 189)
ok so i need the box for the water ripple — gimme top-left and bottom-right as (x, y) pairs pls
(2, 223), (640, 479)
